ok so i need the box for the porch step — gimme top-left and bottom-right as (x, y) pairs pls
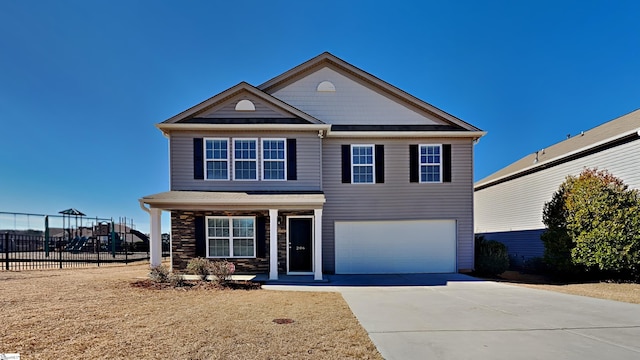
(253, 273), (329, 284)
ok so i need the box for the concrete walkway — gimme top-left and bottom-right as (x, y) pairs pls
(264, 275), (640, 360)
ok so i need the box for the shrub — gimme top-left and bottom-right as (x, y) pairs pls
(542, 168), (640, 280)
(209, 260), (235, 284)
(149, 264), (170, 283)
(187, 257), (211, 281)
(168, 273), (186, 287)
(475, 236), (509, 276)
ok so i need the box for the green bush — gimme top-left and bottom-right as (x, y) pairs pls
(187, 257), (211, 281)
(475, 236), (509, 276)
(542, 168), (640, 280)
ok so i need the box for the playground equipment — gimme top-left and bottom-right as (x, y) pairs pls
(0, 210), (147, 257)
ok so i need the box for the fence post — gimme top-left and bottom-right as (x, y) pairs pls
(97, 237), (100, 267)
(4, 232), (9, 271)
(58, 237), (63, 269)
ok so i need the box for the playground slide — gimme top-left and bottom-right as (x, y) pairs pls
(129, 229), (149, 243)
(65, 237), (80, 251)
(71, 237), (89, 252)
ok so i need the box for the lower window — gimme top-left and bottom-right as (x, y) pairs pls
(206, 216), (255, 258)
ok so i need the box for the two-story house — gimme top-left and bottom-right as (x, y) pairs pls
(140, 52), (485, 280)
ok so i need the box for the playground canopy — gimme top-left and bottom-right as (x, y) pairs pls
(58, 208), (86, 216)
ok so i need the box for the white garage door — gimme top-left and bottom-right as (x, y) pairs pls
(335, 220), (456, 274)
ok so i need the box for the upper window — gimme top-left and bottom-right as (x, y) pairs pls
(420, 144), (441, 183)
(205, 138), (229, 180)
(207, 216), (255, 258)
(351, 145), (375, 184)
(262, 139), (286, 180)
(234, 139), (257, 180)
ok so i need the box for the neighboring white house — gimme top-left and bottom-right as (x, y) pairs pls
(474, 109), (640, 264)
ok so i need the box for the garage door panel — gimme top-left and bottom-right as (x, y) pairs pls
(335, 220), (456, 274)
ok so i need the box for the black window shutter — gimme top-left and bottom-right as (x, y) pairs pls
(443, 144), (452, 182)
(409, 144), (419, 183)
(193, 138), (204, 180)
(194, 216), (205, 257)
(375, 144), (384, 183)
(287, 139), (297, 180)
(256, 216), (267, 258)
(341, 145), (351, 183)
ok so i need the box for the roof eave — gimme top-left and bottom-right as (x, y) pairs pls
(156, 123), (331, 134)
(161, 82), (323, 125)
(475, 128), (640, 189)
(327, 130), (486, 139)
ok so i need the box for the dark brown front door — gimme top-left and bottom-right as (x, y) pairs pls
(288, 218), (313, 272)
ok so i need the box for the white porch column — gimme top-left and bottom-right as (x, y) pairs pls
(313, 208), (323, 280)
(149, 208), (162, 268)
(269, 209), (278, 280)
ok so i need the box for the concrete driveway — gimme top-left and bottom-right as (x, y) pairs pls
(264, 275), (640, 360)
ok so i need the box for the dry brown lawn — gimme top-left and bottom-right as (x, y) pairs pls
(517, 282), (640, 304)
(499, 270), (640, 304)
(0, 264), (382, 359)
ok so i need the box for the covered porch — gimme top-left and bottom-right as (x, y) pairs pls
(139, 191), (325, 280)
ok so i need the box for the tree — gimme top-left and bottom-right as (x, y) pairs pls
(542, 168), (640, 279)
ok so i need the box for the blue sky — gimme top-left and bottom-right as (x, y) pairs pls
(1, 1), (638, 233)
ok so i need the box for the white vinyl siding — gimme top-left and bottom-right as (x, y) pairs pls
(420, 144), (442, 183)
(351, 144), (375, 184)
(204, 138), (230, 180)
(474, 139), (640, 234)
(206, 216), (256, 258)
(262, 138), (286, 181)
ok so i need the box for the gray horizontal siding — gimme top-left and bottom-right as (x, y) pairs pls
(477, 229), (545, 267)
(475, 140), (640, 233)
(200, 94), (294, 119)
(170, 131), (321, 191)
(271, 66), (442, 125)
(321, 138), (476, 272)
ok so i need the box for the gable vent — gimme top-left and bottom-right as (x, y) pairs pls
(235, 99), (256, 111)
(316, 81), (336, 92)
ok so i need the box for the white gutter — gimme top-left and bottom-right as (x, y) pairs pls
(139, 200), (150, 214)
(326, 130), (487, 138)
(157, 123), (331, 133)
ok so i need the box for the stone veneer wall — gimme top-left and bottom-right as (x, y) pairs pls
(171, 210), (269, 273)
(171, 209), (315, 274)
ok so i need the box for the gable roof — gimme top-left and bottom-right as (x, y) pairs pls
(258, 52), (482, 132)
(160, 81), (323, 125)
(476, 109), (640, 190)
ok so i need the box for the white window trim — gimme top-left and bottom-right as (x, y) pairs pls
(232, 138), (259, 181)
(206, 216), (256, 258)
(204, 137), (230, 181)
(419, 144), (443, 183)
(261, 138), (287, 181)
(351, 144), (375, 184)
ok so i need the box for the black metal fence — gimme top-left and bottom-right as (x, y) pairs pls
(2, 232), (169, 271)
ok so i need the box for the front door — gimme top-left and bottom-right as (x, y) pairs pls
(288, 217), (313, 273)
